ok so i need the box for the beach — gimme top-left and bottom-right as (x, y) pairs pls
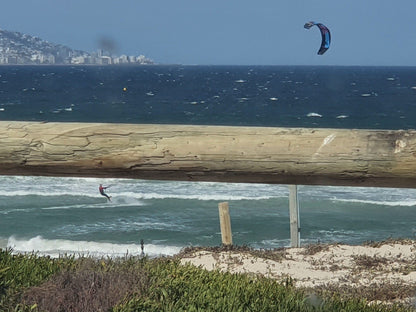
(179, 240), (416, 305)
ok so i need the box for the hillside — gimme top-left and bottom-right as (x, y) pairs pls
(0, 29), (153, 65)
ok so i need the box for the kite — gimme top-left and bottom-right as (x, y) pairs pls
(304, 21), (331, 55)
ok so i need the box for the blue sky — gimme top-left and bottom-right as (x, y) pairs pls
(1, 0), (415, 65)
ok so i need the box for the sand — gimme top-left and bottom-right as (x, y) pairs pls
(179, 240), (416, 305)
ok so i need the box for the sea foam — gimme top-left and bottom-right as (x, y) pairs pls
(7, 236), (182, 258)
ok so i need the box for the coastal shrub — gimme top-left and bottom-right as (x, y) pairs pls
(0, 248), (75, 302)
(114, 258), (310, 311)
(1, 249), (414, 312)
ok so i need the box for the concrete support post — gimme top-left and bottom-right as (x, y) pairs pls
(289, 185), (300, 247)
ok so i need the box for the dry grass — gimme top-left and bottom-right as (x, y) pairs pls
(300, 243), (331, 256)
(353, 254), (390, 271)
(177, 244), (289, 262)
(21, 260), (150, 312)
(364, 238), (416, 248)
(313, 282), (416, 304)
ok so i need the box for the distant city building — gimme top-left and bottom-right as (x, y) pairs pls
(0, 29), (155, 65)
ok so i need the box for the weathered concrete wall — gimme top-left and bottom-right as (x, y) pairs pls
(1, 121), (416, 187)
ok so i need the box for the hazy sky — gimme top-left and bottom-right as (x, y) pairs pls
(1, 0), (415, 66)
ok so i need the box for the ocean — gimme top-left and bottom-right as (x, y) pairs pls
(1, 65), (416, 258)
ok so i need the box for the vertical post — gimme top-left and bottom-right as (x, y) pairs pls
(140, 239), (145, 257)
(289, 185), (300, 247)
(218, 202), (233, 246)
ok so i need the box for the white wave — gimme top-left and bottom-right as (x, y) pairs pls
(7, 236), (182, 258)
(0, 176), (287, 201)
(116, 191), (280, 201)
(42, 203), (110, 211)
(332, 197), (416, 207)
(41, 198), (146, 211)
(0, 190), (99, 198)
(0, 237), (8, 248)
(298, 185), (416, 208)
(56, 218), (185, 236)
(307, 112), (322, 118)
(0, 190), (283, 202)
(0, 176), (107, 197)
(4, 176), (416, 205)
(1, 200), (145, 214)
(256, 238), (291, 248)
(111, 197), (146, 206)
(310, 229), (364, 244)
(336, 115), (349, 119)
(0, 208), (32, 215)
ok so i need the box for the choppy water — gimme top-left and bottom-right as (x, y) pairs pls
(2, 176), (416, 258)
(1, 65), (416, 129)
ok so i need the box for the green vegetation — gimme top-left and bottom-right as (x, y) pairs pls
(0, 248), (413, 312)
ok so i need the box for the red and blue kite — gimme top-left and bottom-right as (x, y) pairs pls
(304, 21), (331, 55)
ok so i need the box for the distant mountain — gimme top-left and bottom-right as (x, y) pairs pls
(0, 29), (153, 65)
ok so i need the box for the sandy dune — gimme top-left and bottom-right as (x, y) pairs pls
(179, 240), (416, 305)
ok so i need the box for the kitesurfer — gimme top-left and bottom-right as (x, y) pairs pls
(99, 184), (111, 201)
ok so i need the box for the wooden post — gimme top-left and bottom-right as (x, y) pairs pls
(289, 185), (300, 247)
(218, 202), (233, 246)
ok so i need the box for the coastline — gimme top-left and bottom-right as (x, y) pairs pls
(178, 239), (416, 306)
(3, 238), (416, 309)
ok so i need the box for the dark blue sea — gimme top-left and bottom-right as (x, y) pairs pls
(1, 65), (416, 258)
(2, 65), (416, 129)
